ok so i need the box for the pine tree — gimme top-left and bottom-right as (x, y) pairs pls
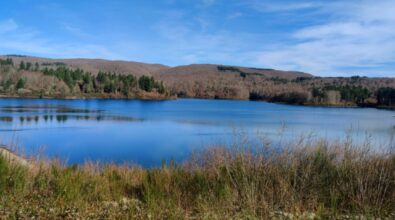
(16, 78), (26, 89)
(19, 61), (26, 70)
(26, 62), (32, 70)
(34, 62), (39, 71)
(6, 58), (13, 66)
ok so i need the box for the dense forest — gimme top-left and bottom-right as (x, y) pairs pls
(252, 77), (395, 108)
(161, 65), (395, 108)
(0, 58), (170, 99)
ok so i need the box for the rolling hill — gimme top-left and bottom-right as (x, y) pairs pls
(1, 55), (395, 108)
(0, 55), (169, 76)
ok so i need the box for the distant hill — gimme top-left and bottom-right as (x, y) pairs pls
(155, 64), (312, 79)
(0, 55), (169, 76)
(1, 55), (395, 108)
(1, 55), (311, 79)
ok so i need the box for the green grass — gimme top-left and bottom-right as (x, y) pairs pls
(0, 137), (394, 219)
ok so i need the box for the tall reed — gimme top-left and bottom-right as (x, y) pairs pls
(0, 134), (394, 219)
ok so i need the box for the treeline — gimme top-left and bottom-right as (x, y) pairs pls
(311, 85), (370, 104)
(217, 65), (271, 79)
(0, 58), (27, 91)
(42, 66), (167, 95)
(19, 61), (40, 71)
(0, 58), (169, 98)
(0, 78), (26, 91)
(2, 57), (395, 107)
(0, 58), (39, 71)
(249, 91), (308, 104)
(250, 84), (394, 107)
(0, 58), (14, 66)
(377, 87), (395, 106)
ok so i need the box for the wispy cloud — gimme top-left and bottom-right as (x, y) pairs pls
(254, 0), (395, 76)
(248, 1), (322, 12)
(152, 0), (395, 76)
(151, 14), (258, 65)
(198, 0), (217, 7)
(0, 19), (18, 33)
(227, 12), (243, 20)
(61, 23), (91, 39)
(1, 0), (394, 76)
(0, 19), (123, 59)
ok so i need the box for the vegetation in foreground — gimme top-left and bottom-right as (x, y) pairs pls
(0, 136), (394, 219)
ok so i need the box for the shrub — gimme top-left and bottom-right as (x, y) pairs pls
(16, 78), (26, 90)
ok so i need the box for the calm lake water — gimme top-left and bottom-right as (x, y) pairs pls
(0, 98), (393, 167)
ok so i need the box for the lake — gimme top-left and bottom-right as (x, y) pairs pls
(0, 98), (393, 167)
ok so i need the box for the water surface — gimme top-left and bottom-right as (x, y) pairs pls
(0, 98), (393, 167)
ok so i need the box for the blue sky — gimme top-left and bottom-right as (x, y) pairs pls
(0, 0), (395, 77)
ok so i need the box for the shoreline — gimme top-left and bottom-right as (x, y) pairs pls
(0, 93), (393, 111)
(0, 145), (30, 167)
(0, 93), (177, 101)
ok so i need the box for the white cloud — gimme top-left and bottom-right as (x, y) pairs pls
(153, 0), (395, 76)
(0, 19), (124, 59)
(2, 1), (394, 77)
(152, 17), (258, 65)
(254, 0), (395, 76)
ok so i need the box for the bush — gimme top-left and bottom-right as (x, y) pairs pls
(16, 78), (26, 90)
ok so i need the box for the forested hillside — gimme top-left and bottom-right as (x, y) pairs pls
(158, 64), (395, 108)
(1, 55), (395, 108)
(0, 57), (170, 99)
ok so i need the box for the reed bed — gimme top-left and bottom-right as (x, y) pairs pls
(0, 134), (394, 219)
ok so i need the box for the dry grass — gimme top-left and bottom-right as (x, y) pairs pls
(0, 135), (394, 219)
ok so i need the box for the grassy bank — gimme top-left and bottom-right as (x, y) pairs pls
(0, 137), (394, 219)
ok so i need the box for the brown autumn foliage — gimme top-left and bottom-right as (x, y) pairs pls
(157, 64), (395, 106)
(1, 55), (395, 107)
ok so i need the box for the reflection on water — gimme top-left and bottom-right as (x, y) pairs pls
(0, 98), (393, 167)
(0, 116), (12, 122)
(0, 105), (138, 124)
(0, 105), (102, 113)
(15, 114), (140, 124)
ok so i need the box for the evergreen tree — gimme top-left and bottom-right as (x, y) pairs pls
(26, 62), (32, 70)
(19, 61), (26, 70)
(16, 78), (26, 89)
(139, 75), (154, 92)
(4, 79), (13, 90)
(377, 87), (395, 106)
(38, 64), (167, 96)
(63, 71), (74, 89)
(0, 58), (14, 66)
(7, 58), (13, 65)
(34, 62), (39, 71)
